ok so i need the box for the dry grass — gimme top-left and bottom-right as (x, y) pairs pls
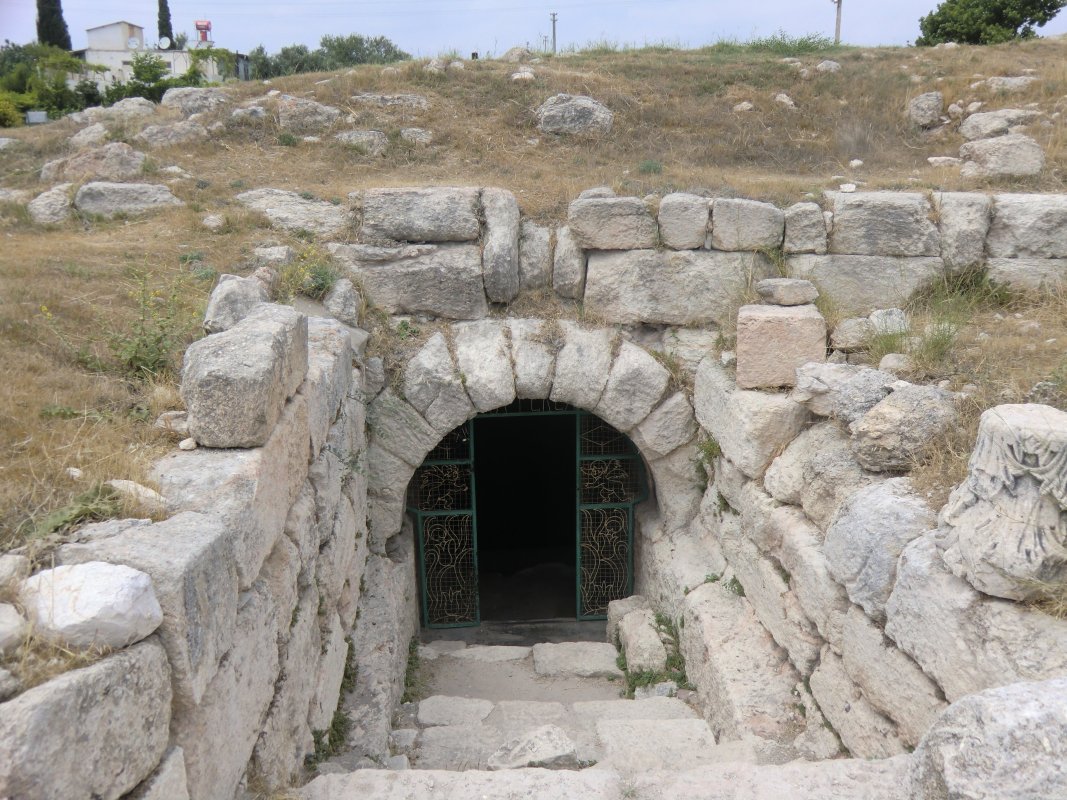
(2, 37), (1067, 546)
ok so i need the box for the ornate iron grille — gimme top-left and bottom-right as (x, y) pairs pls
(579, 507), (631, 617)
(580, 458), (643, 504)
(580, 414), (633, 456)
(421, 514), (477, 625)
(408, 464), (471, 512)
(424, 422), (470, 462)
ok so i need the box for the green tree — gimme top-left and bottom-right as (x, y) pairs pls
(917, 0), (1067, 45)
(36, 0), (72, 50)
(158, 0), (175, 47)
(318, 34), (410, 69)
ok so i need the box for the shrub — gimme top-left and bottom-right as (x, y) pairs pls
(917, 0), (1067, 45)
(0, 91), (21, 127)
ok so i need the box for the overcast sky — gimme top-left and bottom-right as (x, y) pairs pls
(3, 0), (1067, 56)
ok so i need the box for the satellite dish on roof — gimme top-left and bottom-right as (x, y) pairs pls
(158, 36), (172, 50)
(127, 36), (142, 50)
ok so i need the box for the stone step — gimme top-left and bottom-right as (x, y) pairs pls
(297, 757), (913, 799)
(593, 718), (751, 772)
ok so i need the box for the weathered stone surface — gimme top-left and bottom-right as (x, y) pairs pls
(585, 249), (776, 326)
(756, 277), (819, 305)
(351, 92), (429, 108)
(568, 197), (658, 250)
(482, 187), (521, 303)
(202, 273), (269, 333)
(452, 320), (516, 412)
(735, 304), (826, 389)
(546, 229), (585, 306)
(305, 317), (353, 458)
(488, 724), (578, 770)
(908, 92), (944, 128)
(783, 202), (828, 255)
(236, 188), (351, 237)
(128, 747), (190, 800)
(631, 392), (698, 460)
(829, 192), (939, 257)
(361, 187), (481, 242)
(788, 254), (945, 316)
(809, 647), (907, 759)
(800, 364), (896, 424)
(181, 304), (308, 448)
(418, 695), (494, 726)
(800, 430), (878, 531)
(885, 534), (1067, 701)
(934, 192), (992, 272)
(824, 478), (936, 620)
(27, 182), (72, 224)
(619, 608), (668, 672)
(330, 242), (487, 319)
(0, 603), (26, 655)
(507, 318), (556, 400)
(695, 359), (810, 479)
(938, 404), (1067, 600)
(74, 181), (183, 218)
(711, 199), (785, 251)
(850, 384), (957, 472)
(532, 642), (623, 678)
(680, 581), (805, 744)
(41, 142), (146, 183)
(368, 388), (438, 467)
(830, 317), (872, 351)
(299, 768), (620, 799)
(0, 640), (171, 800)
(75, 97), (157, 124)
(792, 363), (862, 418)
(402, 332), (473, 433)
(659, 193), (710, 249)
(960, 134), (1045, 178)
(56, 512), (236, 706)
(135, 121), (208, 148)
(777, 511), (849, 647)
(323, 277), (362, 326)
(764, 421), (842, 505)
(841, 607), (946, 748)
(334, 129), (388, 155)
(20, 562), (162, 649)
(278, 97), (341, 131)
(912, 677), (1067, 800)
(536, 93), (613, 135)
(594, 341), (670, 432)
(0, 553), (30, 592)
(648, 442), (704, 533)
(161, 86), (228, 115)
(606, 595), (651, 644)
(450, 645), (531, 663)
(69, 122), (108, 148)
(986, 257), (1067, 291)
(174, 583), (279, 800)
(959, 108), (1041, 140)
(550, 323), (616, 410)
(987, 194), (1067, 258)
(518, 219), (553, 290)
(597, 718), (738, 771)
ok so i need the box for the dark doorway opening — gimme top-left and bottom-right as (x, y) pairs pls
(474, 413), (576, 620)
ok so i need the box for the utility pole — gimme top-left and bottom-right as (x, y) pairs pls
(550, 12), (558, 54)
(832, 0), (842, 45)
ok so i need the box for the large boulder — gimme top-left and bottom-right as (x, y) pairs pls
(908, 92), (944, 128)
(568, 196), (658, 250)
(41, 142), (146, 183)
(481, 187), (521, 303)
(788, 254), (945, 316)
(618, 608), (668, 673)
(734, 304), (825, 389)
(161, 87), (229, 116)
(27, 183), (73, 224)
(911, 677), (1067, 800)
(783, 202), (828, 255)
(518, 219), (552, 290)
(277, 97), (341, 131)
(828, 192), (939, 257)
(960, 134), (1045, 178)
(74, 182), (183, 218)
(235, 188), (351, 237)
(938, 404), (1067, 600)
(334, 129), (388, 155)
(535, 94), (613, 135)
(711, 199), (785, 251)
(135, 121), (209, 148)
(552, 226), (586, 298)
(202, 274), (269, 334)
(850, 384), (957, 472)
(934, 192), (992, 272)
(986, 194), (1067, 258)
(658, 192), (710, 249)
(959, 108), (1041, 141)
(360, 187), (481, 242)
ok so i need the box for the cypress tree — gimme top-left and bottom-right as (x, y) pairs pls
(36, 0), (72, 50)
(158, 0), (175, 47)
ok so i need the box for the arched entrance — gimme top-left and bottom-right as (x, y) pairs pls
(405, 400), (648, 628)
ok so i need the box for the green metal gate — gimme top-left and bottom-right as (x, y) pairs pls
(406, 400), (648, 628)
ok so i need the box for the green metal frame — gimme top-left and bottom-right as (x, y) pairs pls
(407, 403), (648, 628)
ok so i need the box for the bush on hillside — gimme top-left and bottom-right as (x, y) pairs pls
(917, 0), (1067, 45)
(248, 33), (409, 79)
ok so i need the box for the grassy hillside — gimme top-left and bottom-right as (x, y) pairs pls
(1, 35), (1065, 550)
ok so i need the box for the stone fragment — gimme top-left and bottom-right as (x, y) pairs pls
(452, 319), (516, 412)
(908, 92), (944, 128)
(70, 122), (108, 148)
(334, 129), (387, 155)
(783, 202), (828, 254)
(938, 404), (1067, 600)
(323, 277), (361, 326)
(104, 479), (165, 514)
(128, 747), (190, 800)
(518, 219), (552, 290)
(161, 87), (228, 115)
(934, 192), (992, 272)
(74, 182), (183, 218)
(618, 608), (668, 672)
(594, 341), (670, 431)
(181, 304), (307, 448)
(351, 92), (429, 109)
(41, 142), (146, 183)
(735, 304), (826, 389)
(299, 767), (620, 798)
(202, 274), (269, 333)
(829, 192), (939, 257)
(236, 188), (351, 237)
(135, 121), (209, 148)
(585, 249), (776, 326)
(959, 108), (1041, 140)
(658, 193), (710, 249)
(756, 278), (819, 305)
(552, 226), (586, 299)
(606, 595), (651, 643)
(0, 554), (30, 592)
(912, 677), (1067, 800)
(0, 603), (26, 655)
(800, 431), (878, 531)
(487, 724), (578, 770)
(532, 641), (623, 678)
(869, 308), (908, 335)
(482, 187), (521, 303)
(986, 194), (1067, 258)
(850, 384), (957, 472)
(417, 695), (494, 726)
(0, 641), (171, 800)
(960, 134), (1044, 178)
(711, 198), (785, 251)
(568, 196), (658, 250)
(19, 562), (162, 649)
(400, 127), (432, 145)
(278, 97), (341, 131)
(535, 93), (613, 135)
(28, 183), (73, 224)
(830, 317), (873, 351)
(764, 421), (844, 505)
(694, 359), (810, 478)
(824, 478), (936, 620)
(450, 645), (531, 662)
(330, 242), (487, 319)
(361, 187), (481, 242)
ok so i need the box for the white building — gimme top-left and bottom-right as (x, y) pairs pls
(72, 21), (225, 89)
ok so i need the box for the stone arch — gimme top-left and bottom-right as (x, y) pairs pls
(364, 318), (705, 597)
